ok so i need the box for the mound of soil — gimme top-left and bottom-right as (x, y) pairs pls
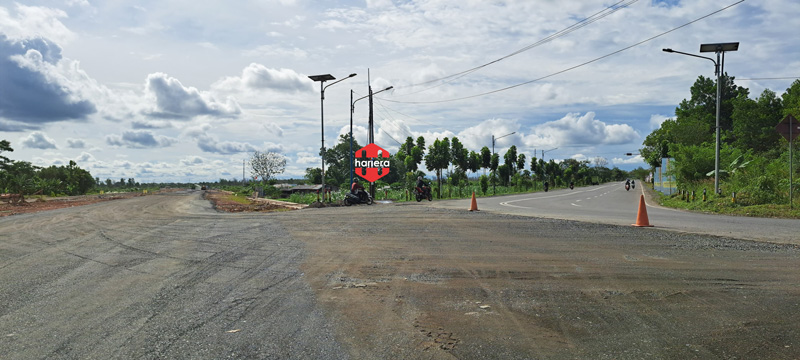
(204, 190), (292, 212)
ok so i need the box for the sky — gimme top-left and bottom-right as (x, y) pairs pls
(1, 0), (799, 183)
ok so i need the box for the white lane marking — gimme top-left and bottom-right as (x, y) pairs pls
(571, 203), (581, 207)
(499, 184), (615, 209)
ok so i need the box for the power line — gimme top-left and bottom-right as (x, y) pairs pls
(381, 0), (745, 105)
(737, 77), (800, 81)
(394, 0), (638, 95)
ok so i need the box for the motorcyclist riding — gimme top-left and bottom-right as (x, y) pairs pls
(351, 178), (365, 195)
(416, 176), (427, 190)
(414, 176), (432, 201)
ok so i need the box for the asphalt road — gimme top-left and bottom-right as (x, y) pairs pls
(433, 183), (800, 245)
(2, 190), (799, 359)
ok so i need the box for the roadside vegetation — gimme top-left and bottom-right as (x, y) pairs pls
(641, 77), (800, 217)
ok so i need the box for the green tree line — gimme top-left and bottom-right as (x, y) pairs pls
(0, 140), (147, 197)
(307, 133), (635, 198)
(641, 77), (800, 205)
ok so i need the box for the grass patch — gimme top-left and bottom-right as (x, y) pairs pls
(657, 191), (800, 219)
(222, 193), (253, 205)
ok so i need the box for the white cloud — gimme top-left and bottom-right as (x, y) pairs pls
(525, 112), (639, 148)
(66, 138), (86, 148)
(295, 151), (319, 165)
(180, 156), (205, 166)
(613, 154), (645, 165)
(241, 45), (308, 60)
(213, 63), (312, 94)
(144, 72), (241, 119)
(0, 35), (97, 129)
(0, 4), (75, 44)
(650, 114), (670, 129)
(132, 119), (172, 129)
(21, 131), (57, 149)
(106, 130), (178, 148)
(76, 151), (95, 162)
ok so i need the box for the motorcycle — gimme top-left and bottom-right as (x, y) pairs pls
(344, 190), (373, 206)
(625, 182), (630, 191)
(544, 182), (549, 192)
(569, 182), (574, 190)
(631, 180), (636, 189)
(413, 185), (433, 202)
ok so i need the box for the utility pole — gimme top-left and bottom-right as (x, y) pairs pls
(368, 69), (375, 198)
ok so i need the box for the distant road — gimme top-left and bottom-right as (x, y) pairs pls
(433, 183), (799, 245)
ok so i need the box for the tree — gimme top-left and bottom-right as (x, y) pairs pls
(450, 137), (468, 171)
(675, 74), (749, 134)
(516, 154), (526, 176)
(732, 89), (783, 157)
(503, 145), (518, 176)
(782, 79), (800, 118)
(497, 164), (510, 186)
(480, 146), (491, 174)
(305, 167), (322, 184)
(530, 156), (540, 182)
(401, 136), (415, 157)
(425, 138), (451, 198)
(416, 136), (426, 153)
(249, 150), (287, 182)
(467, 151), (481, 175)
(410, 146), (424, 170)
(0, 140), (13, 171)
(592, 157), (608, 168)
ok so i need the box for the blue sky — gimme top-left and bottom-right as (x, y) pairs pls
(1, 0), (799, 183)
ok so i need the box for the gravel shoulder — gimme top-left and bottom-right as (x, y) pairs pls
(1, 192), (798, 359)
(277, 202), (800, 359)
(0, 190), (344, 359)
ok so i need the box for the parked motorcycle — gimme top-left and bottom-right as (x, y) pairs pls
(413, 185), (433, 202)
(344, 190), (373, 206)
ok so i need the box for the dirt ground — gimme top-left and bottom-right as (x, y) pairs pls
(274, 203), (800, 359)
(0, 192), (145, 217)
(203, 190), (292, 213)
(0, 189), (295, 217)
(1, 191), (798, 358)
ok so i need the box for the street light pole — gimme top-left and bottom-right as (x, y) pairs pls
(491, 131), (515, 195)
(663, 42), (738, 195)
(350, 86), (392, 187)
(309, 73), (356, 200)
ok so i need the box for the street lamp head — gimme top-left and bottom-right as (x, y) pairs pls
(348, 73), (357, 78)
(700, 42), (739, 53)
(662, 48), (674, 53)
(309, 74), (335, 82)
(384, 86), (393, 91)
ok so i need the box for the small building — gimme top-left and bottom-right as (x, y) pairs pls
(278, 184), (340, 197)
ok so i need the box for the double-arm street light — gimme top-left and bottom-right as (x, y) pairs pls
(663, 42), (739, 195)
(492, 132), (516, 195)
(350, 86), (393, 187)
(309, 73), (357, 197)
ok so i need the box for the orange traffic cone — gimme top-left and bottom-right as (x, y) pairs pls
(469, 191), (479, 211)
(632, 194), (653, 227)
